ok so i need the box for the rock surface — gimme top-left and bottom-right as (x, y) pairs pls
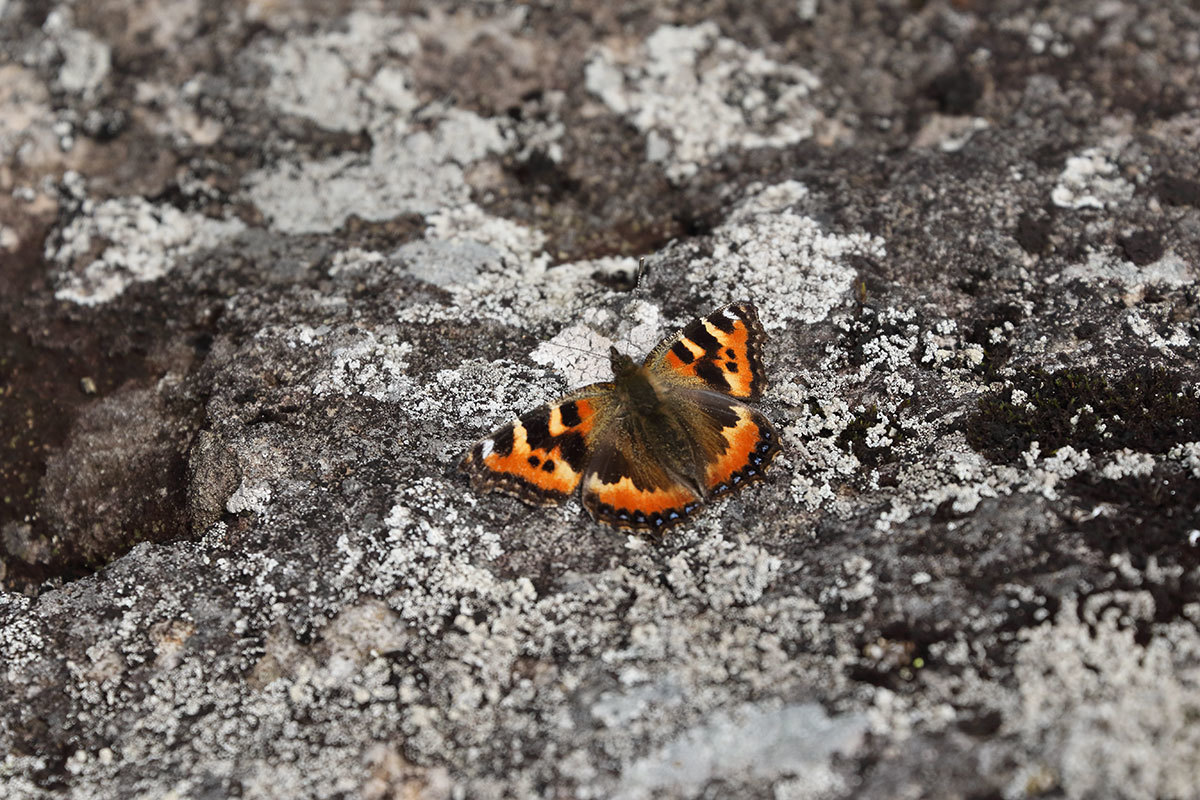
(2, 1), (1199, 798)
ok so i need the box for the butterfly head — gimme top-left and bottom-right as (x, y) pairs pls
(608, 346), (638, 380)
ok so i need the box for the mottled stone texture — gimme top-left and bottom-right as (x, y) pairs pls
(2, 1), (1199, 799)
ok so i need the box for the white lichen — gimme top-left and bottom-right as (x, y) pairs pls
(49, 193), (245, 306)
(587, 23), (822, 181)
(1050, 147), (1134, 210)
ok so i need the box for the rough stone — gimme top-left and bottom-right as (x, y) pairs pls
(2, 2), (1199, 799)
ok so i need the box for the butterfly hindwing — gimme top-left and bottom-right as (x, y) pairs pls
(578, 388), (780, 532)
(645, 301), (769, 400)
(580, 435), (703, 532)
(668, 389), (781, 497)
(459, 387), (610, 506)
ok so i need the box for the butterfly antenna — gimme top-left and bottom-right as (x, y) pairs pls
(612, 254), (654, 357)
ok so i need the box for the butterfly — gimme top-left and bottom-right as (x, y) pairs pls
(459, 302), (781, 531)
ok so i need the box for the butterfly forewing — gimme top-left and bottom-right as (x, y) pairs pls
(460, 386), (611, 506)
(645, 301), (769, 400)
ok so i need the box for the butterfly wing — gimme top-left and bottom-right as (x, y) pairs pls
(578, 391), (780, 532)
(460, 387), (611, 506)
(643, 301), (769, 400)
(579, 426), (703, 532)
(664, 388), (781, 498)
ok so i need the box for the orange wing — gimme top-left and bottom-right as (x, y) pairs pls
(460, 388), (609, 506)
(580, 439), (703, 532)
(692, 399), (780, 498)
(644, 301), (769, 399)
(578, 392), (780, 532)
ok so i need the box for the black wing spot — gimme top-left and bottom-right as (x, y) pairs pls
(541, 459), (556, 472)
(709, 312), (737, 333)
(557, 431), (588, 472)
(694, 360), (731, 392)
(491, 427), (515, 457)
(725, 347), (736, 358)
(559, 401), (583, 428)
(670, 341), (696, 364)
(725, 361), (738, 373)
(521, 407), (553, 450)
(554, 434), (588, 472)
(527, 455), (540, 467)
(683, 320), (721, 354)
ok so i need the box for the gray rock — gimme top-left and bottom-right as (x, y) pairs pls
(1, 2), (1198, 799)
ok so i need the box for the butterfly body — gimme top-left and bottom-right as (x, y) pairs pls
(461, 302), (780, 532)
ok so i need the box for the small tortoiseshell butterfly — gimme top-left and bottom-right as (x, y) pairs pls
(460, 302), (781, 531)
